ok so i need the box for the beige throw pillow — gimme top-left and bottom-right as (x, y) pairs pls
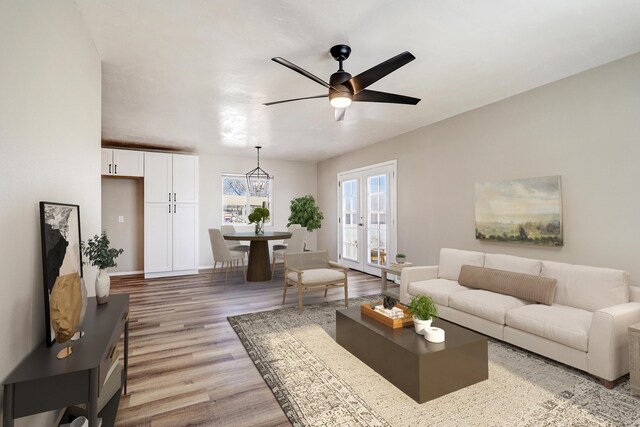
(459, 265), (557, 305)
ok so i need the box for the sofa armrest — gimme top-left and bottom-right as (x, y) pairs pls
(588, 302), (640, 381)
(399, 266), (439, 305)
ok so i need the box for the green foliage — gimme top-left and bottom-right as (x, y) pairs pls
(248, 207), (270, 224)
(407, 295), (438, 321)
(287, 195), (324, 232)
(396, 253), (406, 258)
(81, 233), (124, 270)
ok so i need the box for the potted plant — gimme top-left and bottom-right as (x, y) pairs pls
(396, 253), (407, 264)
(248, 207), (270, 235)
(407, 295), (438, 335)
(287, 195), (324, 249)
(81, 233), (124, 304)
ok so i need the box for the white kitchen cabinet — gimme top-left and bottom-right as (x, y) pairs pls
(102, 148), (144, 177)
(144, 152), (199, 278)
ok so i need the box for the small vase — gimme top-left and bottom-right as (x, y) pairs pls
(396, 255), (406, 264)
(255, 221), (264, 235)
(95, 269), (110, 304)
(413, 316), (432, 335)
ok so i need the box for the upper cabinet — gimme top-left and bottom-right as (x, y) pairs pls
(101, 148), (144, 177)
(144, 152), (198, 203)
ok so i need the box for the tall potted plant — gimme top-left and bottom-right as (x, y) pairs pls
(407, 295), (438, 335)
(81, 233), (124, 304)
(287, 195), (324, 249)
(248, 207), (270, 235)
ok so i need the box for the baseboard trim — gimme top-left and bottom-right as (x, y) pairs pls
(144, 269), (199, 279)
(108, 270), (144, 277)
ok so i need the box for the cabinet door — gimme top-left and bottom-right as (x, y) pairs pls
(144, 152), (172, 202)
(172, 203), (199, 271)
(113, 149), (144, 177)
(172, 154), (199, 203)
(144, 203), (173, 273)
(101, 149), (113, 175)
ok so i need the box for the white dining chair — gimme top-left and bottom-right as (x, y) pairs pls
(209, 228), (246, 288)
(273, 224), (302, 251)
(220, 224), (250, 253)
(271, 226), (306, 280)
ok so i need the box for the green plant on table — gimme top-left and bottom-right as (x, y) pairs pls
(248, 207), (270, 224)
(407, 295), (438, 321)
(81, 232), (124, 270)
(396, 253), (406, 258)
(287, 195), (324, 232)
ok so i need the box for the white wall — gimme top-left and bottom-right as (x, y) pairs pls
(199, 153), (318, 267)
(318, 52), (640, 283)
(0, 1), (101, 426)
(101, 178), (144, 273)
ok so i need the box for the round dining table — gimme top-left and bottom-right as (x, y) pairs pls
(223, 231), (292, 282)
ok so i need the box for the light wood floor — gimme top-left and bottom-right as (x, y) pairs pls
(110, 265), (382, 427)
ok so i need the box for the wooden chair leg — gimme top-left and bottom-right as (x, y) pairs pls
(224, 262), (230, 290)
(297, 285), (303, 314)
(210, 261), (217, 285)
(344, 276), (349, 307)
(324, 287), (328, 298)
(282, 279), (288, 304)
(271, 255), (277, 281)
(241, 258), (247, 283)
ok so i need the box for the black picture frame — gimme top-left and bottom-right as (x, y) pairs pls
(39, 201), (83, 346)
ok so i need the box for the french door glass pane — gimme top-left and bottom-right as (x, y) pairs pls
(342, 179), (359, 262)
(367, 174), (387, 266)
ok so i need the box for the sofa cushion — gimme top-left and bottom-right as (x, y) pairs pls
(506, 304), (592, 352)
(459, 265), (557, 305)
(287, 268), (345, 285)
(484, 253), (542, 275)
(408, 278), (469, 307)
(542, 261), (630, 312)
(449, 290), (531, 325)
(438, 248), (485, 281)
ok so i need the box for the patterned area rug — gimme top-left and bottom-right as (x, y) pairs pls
(228, 296), (640, 427)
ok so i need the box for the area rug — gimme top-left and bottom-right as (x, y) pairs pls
(228, 296), (640, 427)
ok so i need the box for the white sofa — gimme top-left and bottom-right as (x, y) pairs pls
(399, 248), (640, 385)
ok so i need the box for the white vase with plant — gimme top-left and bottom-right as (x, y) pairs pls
(407, 294), (438, 335)
(82, 233), (124, 304)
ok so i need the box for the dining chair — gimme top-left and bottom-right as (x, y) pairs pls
(220, 224), (250, 254)
(273, 224), (302, 251)
(283, 250), (348, 314)
(209, 228), (246, 288)
(271, 226), (306, 280)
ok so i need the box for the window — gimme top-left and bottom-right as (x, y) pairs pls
(222, 174), (272, 224)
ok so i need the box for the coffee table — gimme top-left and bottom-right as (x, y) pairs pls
(336, 305), (488, 403)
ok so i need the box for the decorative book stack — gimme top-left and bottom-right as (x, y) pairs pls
(374, 305), (405, 319)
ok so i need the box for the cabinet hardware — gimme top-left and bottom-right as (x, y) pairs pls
(174, 205), (176, 213)
(123, 311), (129, 321)
(169, 204), (171, 213)
(109, 164), (111, 174)
(114, 164), (117, 174)
(169, 192), (171, 202)
(174, 192), (176, 202)
(109, 345), (117, 360)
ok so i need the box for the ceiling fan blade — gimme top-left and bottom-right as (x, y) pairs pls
(263, 94), (327, 106)
(272, 57), (331, 89)
(335, 108), (346, 121)
(347, 51), (415, 94)
(353, 89), (420, 105)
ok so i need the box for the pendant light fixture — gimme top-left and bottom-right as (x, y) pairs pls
(246, 146), (271, 197)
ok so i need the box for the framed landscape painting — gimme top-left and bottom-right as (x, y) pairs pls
(39, 201), (83, 345)
(475, 176), (563, 246)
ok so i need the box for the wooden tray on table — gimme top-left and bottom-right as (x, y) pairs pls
(360, 302), (414, 329)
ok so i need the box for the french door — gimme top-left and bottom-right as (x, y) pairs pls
(337, 161), (396, 276)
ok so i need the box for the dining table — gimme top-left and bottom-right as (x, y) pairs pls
(223, 231), (292, 282)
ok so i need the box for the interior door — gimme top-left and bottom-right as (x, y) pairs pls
(338, 162), (396, 276)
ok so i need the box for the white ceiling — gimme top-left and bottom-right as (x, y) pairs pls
(75, 0), (640, 162)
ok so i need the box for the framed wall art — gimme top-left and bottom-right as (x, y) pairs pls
(39, 201), (83, 346)
(475, 176), (563, 246)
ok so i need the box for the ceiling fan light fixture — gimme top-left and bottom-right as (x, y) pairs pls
(329, 85), (353, 108)
(330, 95), (352, 108)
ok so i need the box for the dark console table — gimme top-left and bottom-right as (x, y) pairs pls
(3, 294), (129, 427)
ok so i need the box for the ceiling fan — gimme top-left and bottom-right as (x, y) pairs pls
(264, 44), (420, 121)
